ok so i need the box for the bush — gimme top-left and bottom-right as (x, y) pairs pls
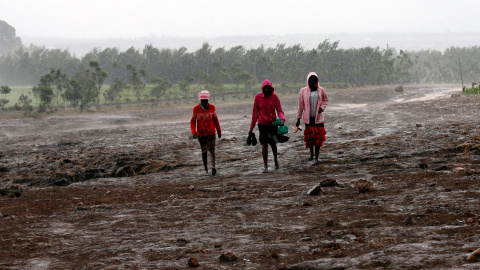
(463, 82), (480, 95)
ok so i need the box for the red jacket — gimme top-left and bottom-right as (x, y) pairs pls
(249, 80), (285, 132)
(190, 104), (221, 136)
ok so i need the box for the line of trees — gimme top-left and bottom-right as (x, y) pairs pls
(1, 39), (480, 114)
(2, 41), (479, 90)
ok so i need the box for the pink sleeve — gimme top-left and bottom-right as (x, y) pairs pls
(320, 88), (328, 111)
(249, 97), (259, 132)
(296, 89), (304, 119)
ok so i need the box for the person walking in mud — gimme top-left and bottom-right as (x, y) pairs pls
(190, 90), (221, 176)
(249, 80), (286, 173)
(294, 72), (328, 163)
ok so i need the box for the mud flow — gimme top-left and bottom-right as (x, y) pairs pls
(1, 84), (480, 269)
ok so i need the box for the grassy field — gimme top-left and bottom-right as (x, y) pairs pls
(2, 82), (309, 110)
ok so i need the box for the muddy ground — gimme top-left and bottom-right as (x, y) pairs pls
(1, 84), (480, 269)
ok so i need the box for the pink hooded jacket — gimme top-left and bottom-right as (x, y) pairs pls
(296, 72), (328, 124)
(250, 80), (286, 132)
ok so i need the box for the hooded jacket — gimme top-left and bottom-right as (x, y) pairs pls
(249, 80), (285, 132)
(296, 72), (328, 125)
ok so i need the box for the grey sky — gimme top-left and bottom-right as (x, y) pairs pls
(2, 0), (480, 39)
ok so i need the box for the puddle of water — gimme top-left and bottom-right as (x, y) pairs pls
(330, 103), (368, 110)
(399, 88), (460, 103)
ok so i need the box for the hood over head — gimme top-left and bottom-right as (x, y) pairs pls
(261, 79), (275, 92)
(306, 72), (319, 87)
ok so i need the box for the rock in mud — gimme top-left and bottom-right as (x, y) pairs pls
(281, 259), (349, 270)
(320, 178), (337, 187)
(418, 163), (429, 169)
(467, 248), (480, 263)
(404, 215), (416, 225)
(0, 184), (23, 197)
(435, 165), (450, 171)
(187, 257), (200, 267)
(50, 178), (72, 187)
(302, 200), (312, 206)
(355, 179), (374, 193)
(307, 184), (322, 196)
(113, 165), (135, 177)
(219, 251), (238, 262)
(395, 85), (404, 92)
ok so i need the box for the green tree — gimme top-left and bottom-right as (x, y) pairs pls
(0, 85), (11, 111)
(88, 60), (108, 106)
(42, 68), (69, 107)
(230, 62), (244, 98)
(283, 59), (303, 87)
(206, 59), (227, 101)
(16, 93), (33, 114)
(63, 69), (98, 111)
(150, 75), (172, 102)
(0, 20), (22, 55)
(103, 77), (128, 103)
(127, 64), (146, 103)
(234, 71), (255, 97)
(178, 75), (194, 99)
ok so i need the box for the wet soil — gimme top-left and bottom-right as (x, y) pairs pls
(1, 84), (480, 269)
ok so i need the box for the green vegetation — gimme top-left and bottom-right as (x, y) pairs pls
(0, 85), (12, 111)
(462, 82), (480, 95)
(1, 20), (480, 117)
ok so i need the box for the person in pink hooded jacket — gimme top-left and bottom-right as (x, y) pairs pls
(249, 79), (286, 173)
(294, 72), (328, 162)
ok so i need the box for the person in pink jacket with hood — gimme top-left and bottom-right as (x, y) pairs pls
(294, 72), (328, 162)
(249, 79), (286, 173)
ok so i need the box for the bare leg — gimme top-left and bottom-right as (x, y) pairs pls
(271, 143), (279, 169)
(262, 143), (268, 172)
(210, 149), (216, 175)
(309, 145), (314, 160)
(202, 152), (208, 174)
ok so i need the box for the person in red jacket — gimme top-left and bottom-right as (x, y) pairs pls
(190, 90), (221, 176)
(249, 80), (285, 173)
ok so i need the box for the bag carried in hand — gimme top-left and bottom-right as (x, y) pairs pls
(272, 117), (289, 135)
(277, 125), (289, 135)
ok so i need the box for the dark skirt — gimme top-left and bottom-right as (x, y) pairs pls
(198, 134), (216, 153)
(304, 117), (326, 148)
(258, 124), (278, 145)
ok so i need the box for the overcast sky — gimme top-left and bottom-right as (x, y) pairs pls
(2, 0), (480, 39)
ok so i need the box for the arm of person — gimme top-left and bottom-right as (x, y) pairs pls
(293, 118), (302, 132)
(275, 95), (286, 124)
(190, 109), (197, 137)
(319, 87), (328, 112)
(249, 97), (259, 133)
(212, 112), (221, 138)
(296, 88), (305, 120)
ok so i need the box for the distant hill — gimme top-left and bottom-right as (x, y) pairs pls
(21, 32), (480, 56)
